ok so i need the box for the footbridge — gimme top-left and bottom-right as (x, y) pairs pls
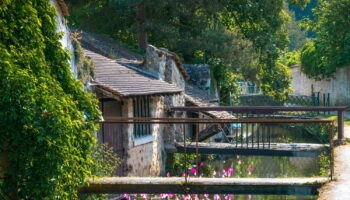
(83, 106), (348, 195)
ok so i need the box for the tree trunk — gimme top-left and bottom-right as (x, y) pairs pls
(136, 2), (147, 51)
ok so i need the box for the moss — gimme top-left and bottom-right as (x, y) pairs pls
(72, 38), (95, 86)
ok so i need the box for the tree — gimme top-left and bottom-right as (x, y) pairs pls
(300, 0), (350, 79)
(0, 1), (116, 199)
(67, 0), (310, 100)
(285, 4), (309, 51)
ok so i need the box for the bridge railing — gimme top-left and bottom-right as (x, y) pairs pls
(170, 106), (347, 142)
(100, 116), (336, 179)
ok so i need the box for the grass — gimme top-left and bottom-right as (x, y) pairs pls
(315, 114), (350, 126)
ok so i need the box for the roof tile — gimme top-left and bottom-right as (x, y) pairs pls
(84, 50), (183, 97)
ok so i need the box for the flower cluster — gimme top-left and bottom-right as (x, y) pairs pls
(122, 193), (249, 200)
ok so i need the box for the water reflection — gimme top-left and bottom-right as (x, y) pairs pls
(209, 154), (322, 178)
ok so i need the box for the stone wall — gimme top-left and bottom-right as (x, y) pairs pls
(184, 64), (218, 97)
(290, 65), (350, 105)
(144, 45), (185, 90)
(144, 44), (187, 143)
(122, 44), (188, 176)
(125, 96), (167, 176)
(163, 94), (186, 144)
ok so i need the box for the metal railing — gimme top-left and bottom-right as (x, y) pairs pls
(100, 116), (335, 179)
(170, 106), (347, 142)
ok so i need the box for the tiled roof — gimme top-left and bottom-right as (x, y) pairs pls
(78, 31), (143, 61)
(185, 84), (235, 119)
(84, 50), (183, 97)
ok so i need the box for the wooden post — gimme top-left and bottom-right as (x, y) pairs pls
(330, 122), (334, 180)
(337, 110), (345, 142)
(195, 122), (199, 177)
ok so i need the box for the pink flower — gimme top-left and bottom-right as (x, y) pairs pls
(238, 160), (242, 165)
(225, 194), (234, 200)
(168, 193), (174, 198)
(191, 194), (199, 200)
(204, 194), (209, 198)
(249, 165), (253, 171)
(175, 197), (179, 200)
(226, 168), (234, 177)
(247, 194), (252, 200)
(166, 172), (171, 177)
(123, 194), (131, 200)
(237, 155), (240, 159)
(190, 168), (197, 175)
(248, 171), (251, 176)
(140, 193), (148, 200)
(181, 172), (186, 177)
(213, 171), (217, 176)
(160, 193), (168, 198)
(200, 162), (204, 167)
(214, 194), (221, 200)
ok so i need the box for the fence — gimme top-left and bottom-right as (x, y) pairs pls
(237, 94), (320, 107)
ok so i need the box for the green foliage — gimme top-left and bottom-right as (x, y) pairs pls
(319, 152), (330, 177)
(285, 4), (310, 51)
(79, 144), (121, 200)
(66, 0), (311, 100)
(300, 41), (329, 79)
(300, 0), (350, 79)
(0, 1), (117, 199)
(209, 58), (242, 105)
(279, 50), (301, 67)
(168, 153), (197, 175)
(304, 124), (332, 143)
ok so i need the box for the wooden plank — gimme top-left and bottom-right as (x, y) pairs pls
(79, 177), (329, 195)
(166, 142), (328, 157)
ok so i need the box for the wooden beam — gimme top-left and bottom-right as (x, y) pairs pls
(79, 177), (329, 195)
(198, 124), (229, 141)
(170, 106), (348, 112)
(166, 142), (328, 157)
(98, 117), (333, 124)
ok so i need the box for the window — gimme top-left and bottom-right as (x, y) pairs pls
(133, 96), (151, 138)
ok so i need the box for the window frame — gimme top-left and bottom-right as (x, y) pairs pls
(133, 96), (151, 139)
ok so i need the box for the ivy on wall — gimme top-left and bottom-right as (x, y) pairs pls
(0, 1), (117, 199)
(72, 35), (95, 86)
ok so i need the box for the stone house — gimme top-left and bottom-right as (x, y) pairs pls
(143, 45), (234, 142)
(81, 32), (234, 176)
(84, 49), (185, 176)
